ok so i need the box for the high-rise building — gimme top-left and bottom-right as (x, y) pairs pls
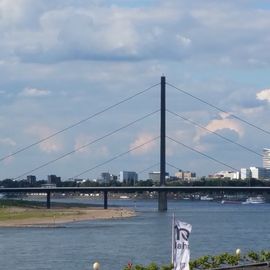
(148, 171), (169, 183)
(100, 172), (111, 184)
(26, 175), (36, 184)
(119, 171), (138, 185)
(263, 148), (270, 169)
(250, 167), (270, 180)
(47, 175), (61, 185)
(241, 167), (270, 180)
(240, 168), (251, 180)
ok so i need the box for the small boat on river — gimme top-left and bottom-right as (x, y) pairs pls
(119, 195), (130, 199)
(200, 195), (214, 201)
(221, 199), (242, 204)
(242, 196), (265, 204)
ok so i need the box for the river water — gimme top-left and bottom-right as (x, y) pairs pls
(1, 199), (270, 270)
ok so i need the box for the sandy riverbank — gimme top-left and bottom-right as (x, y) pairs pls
(0, 206), (136, 227)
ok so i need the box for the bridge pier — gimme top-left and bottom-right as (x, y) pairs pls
(104, 191), (108, 209)
(158, 191), (167, 211)
(46, 191), (51, 209)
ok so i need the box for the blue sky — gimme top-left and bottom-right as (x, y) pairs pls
(1, 0), (270, 180)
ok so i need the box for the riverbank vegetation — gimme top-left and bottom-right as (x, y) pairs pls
(1, 177), (270, 188)
(0, 199), (91, 222)
(0, 198), (96, 208)
(0, 205), (73, 221)
(123, 251), (270, 270)
(0, 199), (135, 226)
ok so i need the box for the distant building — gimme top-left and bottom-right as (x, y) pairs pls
(119, 171), (138, 185)
(240, 168), (252, 180)
(73, 178), (84, 185)
(230, 171), (240, 180)
(98, 172), (117, 184)
(26, 175), (36, 185)
(100, 172), (111, 183)
(209, 171), (240, 180)
(175, 170), (183, 179)
(110, 174), (118, 181)
(263, 148), (270, 169)
(249, 167), (270, 180)
(175, 170), (196, 182)
(148, 171), (169, 183)
(47, 175), (61, 185)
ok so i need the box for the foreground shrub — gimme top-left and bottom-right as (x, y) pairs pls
(123, 250), (270, 270)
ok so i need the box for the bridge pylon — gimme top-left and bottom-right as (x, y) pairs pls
(158, 75), (167, 211)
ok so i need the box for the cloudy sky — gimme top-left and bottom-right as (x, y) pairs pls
(1, 0), (270, 180)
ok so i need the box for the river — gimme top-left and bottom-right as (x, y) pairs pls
(1, 199), (270, 270)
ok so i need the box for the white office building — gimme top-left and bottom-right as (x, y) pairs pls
(240, 168), (252, 180)
(250, 166), (270, 180)
(263, 148), (270, 169)
(210, 170), (240, 180)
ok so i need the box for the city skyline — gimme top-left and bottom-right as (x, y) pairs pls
(2, 154), (270, 182)
(1, 1), (270, 179)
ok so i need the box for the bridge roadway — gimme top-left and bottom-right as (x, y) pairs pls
(1, 186), (270, 210)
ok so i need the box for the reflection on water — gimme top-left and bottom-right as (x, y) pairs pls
(1, 199), (270, 270)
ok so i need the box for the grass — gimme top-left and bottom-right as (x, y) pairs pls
(0, 199), (45, 208)
(0, 198), (93, 208)
(0, 199), (85, 221)
(0, 208), (73, 221)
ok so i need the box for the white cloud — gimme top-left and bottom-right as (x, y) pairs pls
(0, 0), (267, 66)
(195, 114), (244, 143)
(205, 118), (244, 137)
(241, 107), (264, 116)
(0, 0), (269, 66)
(256, 88), (270, 102)
(129, 133), (157, 155)
(176, 34), (192, 47)
(0, 0), (27, 26)
(0, 137), (16, 146)
(19, 87), (51, 97)
(26, 124), (63, 153)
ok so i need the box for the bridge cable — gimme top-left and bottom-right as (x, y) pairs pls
(138, 163), (160, 174)
(1, 82), (159, 163)
(166, 162), (181, 171)
(167, 136), (238, 171)
(72, 136), (160, 179)
(167, 82), (270, 136)
(167, 109), (262, 157)
(13, 110), (160, 180)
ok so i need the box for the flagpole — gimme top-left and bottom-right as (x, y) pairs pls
(171, 213), (175, 265)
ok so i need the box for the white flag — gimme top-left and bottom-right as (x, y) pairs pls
(173, 220), (192, 270)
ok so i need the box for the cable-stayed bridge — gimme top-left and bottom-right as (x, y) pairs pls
(1, 186), (270, 210)
(1, 76), (270, 211)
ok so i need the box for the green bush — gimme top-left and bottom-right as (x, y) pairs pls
(123, 250), (270, 270)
